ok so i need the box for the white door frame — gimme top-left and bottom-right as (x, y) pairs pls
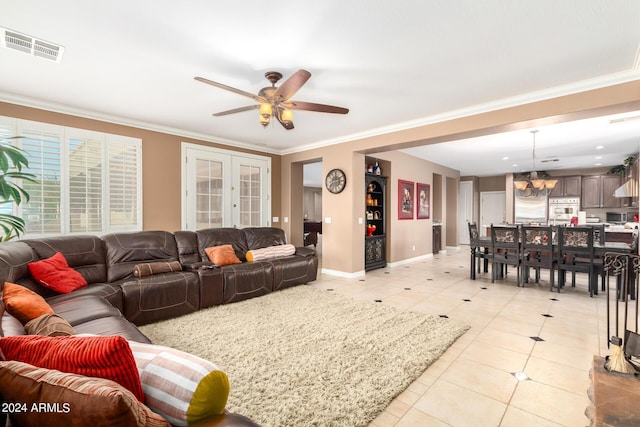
(181, 143), (271, 230)
(458, 181), (473, 244)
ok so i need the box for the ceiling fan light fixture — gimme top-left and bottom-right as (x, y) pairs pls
(281, 109), (293, 123)
(259, 103), (272, 118)
(259, 114), (270, 127)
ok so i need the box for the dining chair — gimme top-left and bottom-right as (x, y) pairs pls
(521, 225), (555, 289)
(589, 224), (606, 245)
(490, 224), (522, 285)
(468, 222), (490, 280)
(556, 226), (603, 296)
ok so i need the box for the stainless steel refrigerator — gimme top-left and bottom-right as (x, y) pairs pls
(514, 189), (548, 224)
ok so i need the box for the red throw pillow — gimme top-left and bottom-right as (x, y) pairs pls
(28, 252), (88, 293)
(0, 335), (144, 402)
(2, 282), (55, 324)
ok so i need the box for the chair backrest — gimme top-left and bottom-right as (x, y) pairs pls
(521, 225), (553, 251)
(491, 225), (520, 251)
(557, 226), (594, 256)
(588, 224), (605, 245)
(468, 222), (480, 246)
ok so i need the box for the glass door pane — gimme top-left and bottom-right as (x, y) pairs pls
(195, 158), (224, 229)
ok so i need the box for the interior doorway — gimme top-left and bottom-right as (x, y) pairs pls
(303, 162), (323, 260)
(479, 191), (506, 237)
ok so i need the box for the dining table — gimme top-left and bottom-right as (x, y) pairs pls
(472, 236), (637, 298)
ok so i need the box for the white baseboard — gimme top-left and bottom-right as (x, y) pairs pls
(320, 268), (366, 278)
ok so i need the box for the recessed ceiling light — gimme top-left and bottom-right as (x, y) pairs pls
(596, 145), (605, 150)
(512, 164), (518, 168)
(595, 163), (602, 166)
(502, 156), (509, 160)
(595, 156), (603, 159)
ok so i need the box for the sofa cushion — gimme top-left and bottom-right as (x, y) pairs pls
(242, 227), (287, 250)
(47, 294), (123, 326)
(24, 313), (74, 337)
(220, 262), (273, 303)
(120, 272), (200, 326)
(128, 341), (229, 426)
(245, 244), (295, 262)
(0, 335), (144, 402)
(27, 252), (88, 294)
(196, 228), (249, 262)
(24, 235), (107, 286)
(0, 360), (169, 427)
(45, 283), (124, 313)
(205, 245), (241, 266)
(2, 282), (54, 324)
(103, 231), (180, 283)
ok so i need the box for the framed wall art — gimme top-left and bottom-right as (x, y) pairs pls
(416, 183), (430, 219)
(398, 179), (414, 220)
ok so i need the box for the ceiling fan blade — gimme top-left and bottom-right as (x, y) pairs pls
(194, 76), (267, 103)
(273, 69), (311, 102)
(285, 100), (349, 114)
(274, 106), (294, 130)
(212, 105), (259, 117)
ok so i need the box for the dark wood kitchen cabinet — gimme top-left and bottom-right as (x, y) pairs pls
(548, 176), (581, 197)
(581, 175), (621, 208)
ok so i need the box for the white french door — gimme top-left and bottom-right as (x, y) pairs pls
(182, 143), (270, 230)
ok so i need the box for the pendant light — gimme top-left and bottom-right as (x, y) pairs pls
(513, 130), (558, 191)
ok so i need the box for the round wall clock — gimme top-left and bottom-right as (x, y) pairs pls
(325, 168), (347, 194)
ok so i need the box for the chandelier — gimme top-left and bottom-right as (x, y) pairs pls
(513, 130), (558, 191)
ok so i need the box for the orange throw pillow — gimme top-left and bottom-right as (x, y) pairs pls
(205, 245), (242, 266)
(28, 252), (88, 294)
(2, 282), (55, 324)
(0, 335), (145, 402)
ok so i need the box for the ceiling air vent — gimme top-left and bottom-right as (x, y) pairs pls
(1, 27), (64, 63)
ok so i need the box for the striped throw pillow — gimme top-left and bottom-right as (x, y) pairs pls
(0, 360), (169, 427)
(128, 341), (229, 426)
(246, 244), (296, 262)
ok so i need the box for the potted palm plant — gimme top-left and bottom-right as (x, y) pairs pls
(0, 136), (37, 241)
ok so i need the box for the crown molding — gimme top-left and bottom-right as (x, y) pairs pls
(3, 67), (640, 159)
(281, 69), (640, 155)
(0, 92), (281, 155)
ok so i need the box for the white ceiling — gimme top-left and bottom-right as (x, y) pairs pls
(2, 1), (640, 178)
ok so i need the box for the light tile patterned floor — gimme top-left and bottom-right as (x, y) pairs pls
(309, 247), (619, 427)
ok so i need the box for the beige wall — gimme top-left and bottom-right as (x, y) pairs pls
(0, 102), (282, 232)
(280, 80), (640, 274)
(3, 79), (640, 275)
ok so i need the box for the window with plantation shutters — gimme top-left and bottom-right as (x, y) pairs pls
(0, 116), (142, 236)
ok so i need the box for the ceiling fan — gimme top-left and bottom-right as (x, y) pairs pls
(194, 69), (349, 130)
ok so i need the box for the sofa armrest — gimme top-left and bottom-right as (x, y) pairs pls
(295, 246), (316, 258)
(189, 413), (261, 427)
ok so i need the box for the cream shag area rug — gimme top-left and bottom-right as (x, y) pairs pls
(140, 285), (468, 427)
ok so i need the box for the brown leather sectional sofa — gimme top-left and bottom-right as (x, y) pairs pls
(0, 226), (318, 427)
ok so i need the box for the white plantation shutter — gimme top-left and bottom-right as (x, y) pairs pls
(69, 135), (103, 233)
(107, 136), (141, 230)
(20, 123), (63, 235)
(0, 116), (142, 236)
